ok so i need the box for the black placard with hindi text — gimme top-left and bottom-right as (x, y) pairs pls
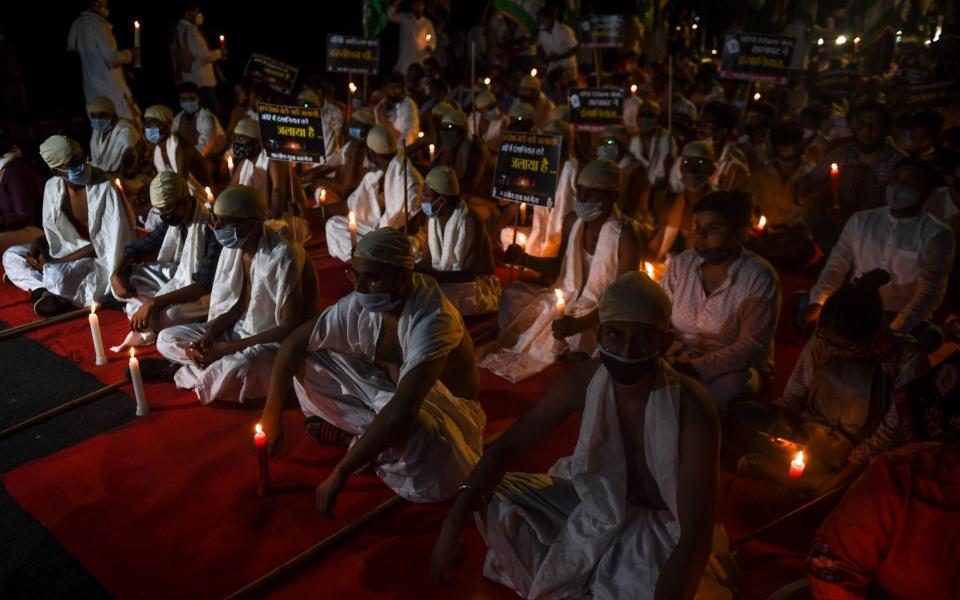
(491, 132), (563, 208)
(719, 32), (795, 84)
(813, 68), (860, 101)
(256, 103), (325, 163)
(579, 15), (624, 49)
(243, 53), (300, 96)
(326, 34), (380, 75)
(569, 88), (624, 131)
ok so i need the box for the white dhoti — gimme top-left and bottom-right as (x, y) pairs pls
(294, 350), (486, 503)
(156, 321), (278, 404)
(2, 244), (97, 300)
(478, 363), (737, 599)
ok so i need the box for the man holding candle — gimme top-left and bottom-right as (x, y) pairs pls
(143, 104), (211, 189)
(300, 107), (377, 213)
(2, 135), (136, 316)
(481, 159), (641, 383)
(172, 5), (227, 117)
(259, 227), (485, 510)
(324, 125), (423, 263)
(432, 272), (735, 598)
(375, 72), (421, 149)
(467, 90), (510, 153)
(416, 166), (500, 316)
(388, 0), (436, 77)
(86, 96), (152, 195)
(152, 185), (320, 403)
(108, 171), (222, 351)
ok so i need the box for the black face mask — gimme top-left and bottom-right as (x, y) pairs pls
(696, 243), (741, 266)
(160, 210), (184, 227)
(600, 349), (660, 387)
(233, 143), (259, 161)
(440, 130), (460, 148)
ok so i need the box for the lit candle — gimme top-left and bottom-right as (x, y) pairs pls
(425, 33), (432, 43)
(644, 261), (655, 279)
(756, 215), (767, 232)
(134, 20), (141, 48)
(89, 303), (108, 366)
(554, 288), (566, 317)
(530, 68), (538, 78)
(630, 83), (638, 95)
(753, 92), (761, 101)
(348, 81), (357, 94)
(418, 131), (425, 139)
(348, 210), (358, 247)
(428, 143), (435, 160)
(204, 186), (215, 205)
(319, 188), (327, 203)
(483, 77), (491, 87)
(254, 423), (270, 496)
(517, 232), (527, 280)
(789, 450), (805, 478)
(830, 162), (840, 205)
(114, 178), (123, 192)
(128, 348), (149, 416)
(519, 202), (527, 224)
(219, 34), (226, 49)
(226, 155), (234, 177)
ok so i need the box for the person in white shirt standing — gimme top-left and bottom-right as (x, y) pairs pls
(67, 0), (140, 124)
(535, 6), (578, 80)
(803, 158), (955, 351)
(172, 5), (226, 116)
(388, 0), (436, 77)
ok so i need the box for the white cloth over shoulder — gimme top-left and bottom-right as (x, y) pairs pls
(482, 212), (623, 383)
(325, 154), (423, 262)
(478, 362), (737, 599)
(90, 119), (141, 173)
(153, 136), (204, 193)
(67, 11), (137, 121)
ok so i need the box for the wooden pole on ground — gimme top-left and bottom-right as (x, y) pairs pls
(0, 307), (90, 342)
(0, 379), (129, 441)
(731, 482), (850, 553)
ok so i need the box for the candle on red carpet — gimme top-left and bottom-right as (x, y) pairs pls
(756, 215), (767, 233)
(830, 163), (840, 206)
(789, 450), (805, 478)
(89, 303), (108, 366)
(255, 423), (270, 496)
(129, 348), (149, 416)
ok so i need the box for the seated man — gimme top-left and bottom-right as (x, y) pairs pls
(300, 106), (377, 209)
(628, 99), (676, 189)
(431, 272), (735, 598)
(172, 82), (227, 159)
(730, 271), (928, 494)
(802, 158), (954, 350)
(325, 124), (423, 263)
(481, 159), (641, 383)
(595, 124), (648, 217)
(806, 441), (960, 599)
(648, 141), (718, 259)
(468, 90), (510, 152)
(499, 120), (577, 258)
(258, 227), (486, 508)
(374, 71), (420, 148)
(109, 172), (221, 351)
(230, 117), (310, 242)
(143, 104), (211, 189)
(417, 166), (500, 317)
(297, 85), (343, 165)
(152, 185), (320, 403)
(2, 135), (136, 315)
(661, 190), (781, 413)
(87, 95), (152, 191)
(509, 75), (555, 132)
(432, 109), (492, 198)
(668, 102), (749, 193)
(0, 136), (43, 251)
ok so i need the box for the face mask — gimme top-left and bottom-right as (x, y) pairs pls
(214, 227), (248, 249)
(160, 210), (183, 227)
(885, 183), (921, 210)
(600, 348), (660, 387)
(348, 126), (364, 141)
(574, 200), (606, 222)
(422, 198), (445, 217)
(181, 100), (201, 115)
(484, 109), (498, 120)
(696, 244), (739, 265)
(638, 117), (657, 134)
(90, 118), (112, 133)
(195, 12), (204, 25)
(682, 171), (710, 191)
(144, 127), (163, 144)
(66, 162), (92, 186)
(356, 291), (403, 313)
(233, 143), (258, 161)
(597, 144), (620, 161)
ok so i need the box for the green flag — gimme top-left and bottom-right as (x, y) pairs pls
(363, 0), (391, 38)
(492, 0), (545, 37)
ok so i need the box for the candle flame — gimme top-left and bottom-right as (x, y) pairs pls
(348, 82), (358, 94)
(114, 178), (123, 191)
(425, 33), (432, 41)
(219, 34), (225, 43)
(320, 188), (327, 200)
(428, 143), (435, 155)
(227, 155), (234, 170)
(483, 77), (491, 86)
(348, 210), (356, 226)
(204, 186), (214, 201)
(830, 162), (839, 173)
(134, 20), (140, 29)
(517, 232), (526, 247)
(644, 262), (655, 278)
(630, 84), (638, 94)
(554, 289), (564, 303)
(530, 68), (538, 78)
(753, 92), (761, 101)
(757, 215), (767, 230)
(418, 131), (425, 138)
(255, 423), (263, 434)
(792, 450), (804, 465)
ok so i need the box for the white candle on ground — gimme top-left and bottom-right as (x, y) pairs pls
(348, 211), (358, 247)
(129, 348), (149, 416)
(89, 303), (108, 365)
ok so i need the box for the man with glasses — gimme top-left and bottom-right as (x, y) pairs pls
(648, 140), (718, 260)
(431, 271), (734, 598)
(432, 109), (492, 199)
(149, 185), (320, 403)
(258, 227), (485, 513)
(107, 172), (221, 352)
(2, 135), (136, 316)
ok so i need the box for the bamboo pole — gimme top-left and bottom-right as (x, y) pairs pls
(0, 307), (90, 342)
(0, 379), (128, 441)
(731, 483), (850, 553)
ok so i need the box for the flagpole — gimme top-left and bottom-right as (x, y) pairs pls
(471, 41), (478, 140)
(667, 56), (673, 141)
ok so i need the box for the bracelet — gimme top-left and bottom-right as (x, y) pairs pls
(458, 483), (489, 505)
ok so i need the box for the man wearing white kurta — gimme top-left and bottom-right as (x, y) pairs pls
(499, 120), (578, 258)
(418, 166), (500, 317)
(259, 227), (485, 508)
(87, 96), (147, 177)
(109, 172), (222, 351)
(143, 104), (208, 191)
(628, 99), (676, 187)
(535, 6), (579, 79)
(375, 73), (421, 149)
(67, 2), (139, 123)
(2, 135), (136, 315)
(154, 185), (320, 403)
(173, 82), (227, 159)
(431, 271), (736, 599)
(172, 8), (225, 113)
(481, 159), (641, 383)
(388, 0), (436, 76)
(325, 125), (423, 262)
(468, 90), (510, 152)
(297, 87), (343, 164)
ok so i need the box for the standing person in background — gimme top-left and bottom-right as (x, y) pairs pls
(171, 4), (227, 117)
(389, 0), (435, 77)
(67, 0), (141, 124)
(535, 6), (578, 80)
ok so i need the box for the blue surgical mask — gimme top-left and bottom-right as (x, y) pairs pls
(422, 201), (436, 217)
(144, 127), (163, 144)
(356, 291), (403, 313)
(90, 118), (113, 133)
(597, 144), (620, 161)
(484, 109), (498, 120)
(66, 162), (92, 186)
(349, 126), (364, 141)
(181, 100), (201, 115)
(214, 227), (248, 249)
(574, 200), (606, 222)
